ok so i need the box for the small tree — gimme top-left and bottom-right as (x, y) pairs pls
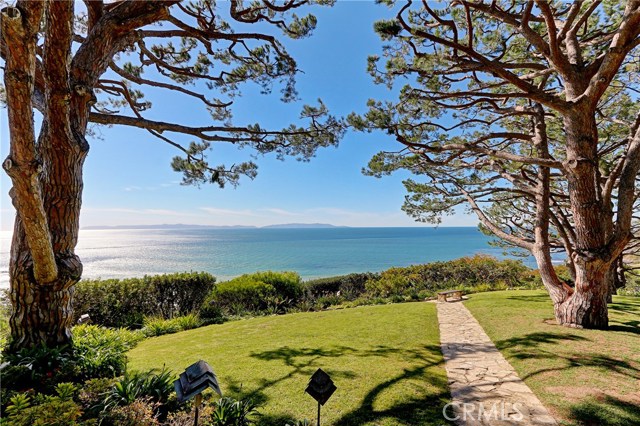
(0, 0), (342, 349)
(351, 0), (640, 328)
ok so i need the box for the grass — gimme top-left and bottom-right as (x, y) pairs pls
(127, 302), (452, 426)
(465, 290), (640, 426)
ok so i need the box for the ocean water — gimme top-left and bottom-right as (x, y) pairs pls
(0, 227), (532, 288)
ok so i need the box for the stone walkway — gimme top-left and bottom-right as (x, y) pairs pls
(437, 300), (557, 426)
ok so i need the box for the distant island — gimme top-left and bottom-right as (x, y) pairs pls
(82, 223), (347, 230)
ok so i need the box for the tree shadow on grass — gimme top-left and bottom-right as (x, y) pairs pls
(505, 293), (554, 304)
(609, 300), (640, 315)
(230, 344), (452, 426)
(569, 395), (640, 426)
(608, 319), (640, 336)
(495, 332), (640, 381)
(331, 344), (452, 426)
(496, 331), (589, 351)
(332, 366), (451, 426)
(223, 346), (358, 408)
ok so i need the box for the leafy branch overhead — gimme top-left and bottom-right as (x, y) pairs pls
(0, 0), (341, 349)
(351, 0), (640, 329)
(14, 0), (344, 187)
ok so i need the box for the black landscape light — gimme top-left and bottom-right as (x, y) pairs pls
(305, 368), (336, 426)
(174, 360), (222, 426)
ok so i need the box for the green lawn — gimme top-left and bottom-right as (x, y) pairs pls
(127, 302), (451, 425)
(465, 290), (640, 426)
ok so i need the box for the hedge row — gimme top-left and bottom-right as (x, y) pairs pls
(365, 255), (531, 297)
(71, 256), (539, 329)
(303, 272), (379, 300)
(73, 272), (216, 328)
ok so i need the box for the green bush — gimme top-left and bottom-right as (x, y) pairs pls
(102, 368), (175, 418)
(303, 273), (377, 300)
(199, 303), (227, 324)
(74, 272), (216, 328)
(1, 343), (79, 392)
(4, 383), (83, 426)
(72, 325), (144, 379)
(208, 397), (260, 426)
(148, 273), (216, 318)
(0, 325), (142, 394)
(142, 314), (203, 337)
(77, 377), (118, 419)
(204, 271), (302, 316)
(102, 397), (160, 426)
(142, 317), (180, 337)
(365, 255), (531, 298)
(250, 271), (303, 302)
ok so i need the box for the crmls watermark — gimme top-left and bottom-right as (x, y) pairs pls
(443, 401), (525, 422)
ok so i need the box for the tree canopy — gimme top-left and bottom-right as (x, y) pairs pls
(351, 0), (640, 328)
(0, 0), (342, 348)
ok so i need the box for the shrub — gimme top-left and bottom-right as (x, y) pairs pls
(303, 273), (377, 300)
(1, 343), (79, 392)
(74, 277), (153, 329)
(102, 398), (160, 426)
(209, 397), (260, 426)
(250, 271), (303, 302)
(73, 272), (216, 328)
(172, 314), (203, 330)
(77, 377), (118, 419)
(4, 384), (83, 426)
(148, 273), (216, 318)
(365, 255), (531, 298)
(199, 303), (227, 324)
(1, 325), (142, 394)
(72, 325), (144, 379)
(142, 314), (203, 337)
(142, 317), (180, 337)
(103, 368), (175, 413)
(204, 271), (302, 316)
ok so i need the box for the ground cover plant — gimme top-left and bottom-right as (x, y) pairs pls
(465, 290), (640, 426)
(128, 302), (451, 426)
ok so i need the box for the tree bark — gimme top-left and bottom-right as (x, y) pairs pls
(552, 105), (611, 329)
(555, 259), (611, 329)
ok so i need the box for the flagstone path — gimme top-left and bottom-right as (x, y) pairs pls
(436, 300), (557, 426)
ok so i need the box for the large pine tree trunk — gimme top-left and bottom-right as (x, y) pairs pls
(555, 260), (611, 329)
(10, 258), (76, 348)
(550, 107), (611, 329)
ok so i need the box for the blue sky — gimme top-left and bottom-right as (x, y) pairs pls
(0, 1), (477, 231)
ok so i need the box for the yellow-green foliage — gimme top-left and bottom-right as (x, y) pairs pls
(365, 255), (532, 297)
(204, 271), (303, 315)
(142, 314), (203, 337)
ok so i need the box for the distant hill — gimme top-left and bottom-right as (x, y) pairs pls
(82, 224), (257, 230)
(82, 223), (346, 230)
(261, 223), (347, 229)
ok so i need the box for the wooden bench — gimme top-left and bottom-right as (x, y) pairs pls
(437, 289), (463, 302)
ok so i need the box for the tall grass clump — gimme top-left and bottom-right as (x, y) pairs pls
(142, 314), (203, 337)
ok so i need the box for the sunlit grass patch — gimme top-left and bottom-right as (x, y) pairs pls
(465, 290), (640, 426)
(128, 302), (451, 425)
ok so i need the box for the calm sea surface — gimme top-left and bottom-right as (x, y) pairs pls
(0, 227), (534, 288)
